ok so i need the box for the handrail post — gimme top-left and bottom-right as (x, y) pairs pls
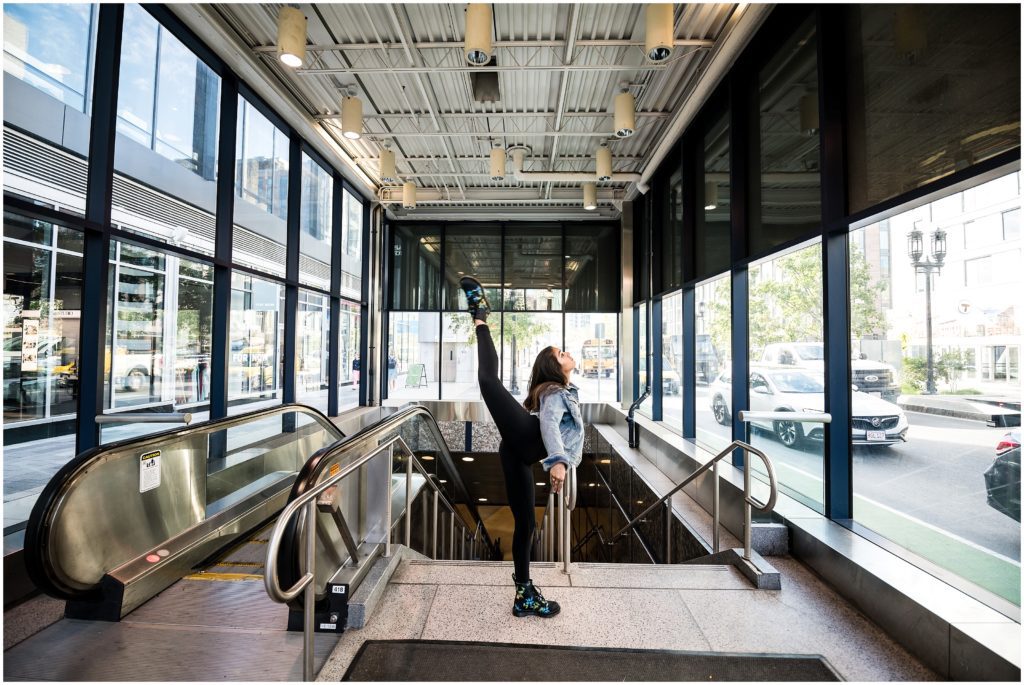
(449, 512), (455, 559)
(743, 447), (752, 561)
(385, 444), (394, 558)
(546, 492), (555, 562)
(405, 450), (413, 547)
(302, 499), (316, 682)
(461, 528), (466, 559)
(431, 489), (439, 558)
(663, 499), (672, 564)
(713, 459), (720, 553)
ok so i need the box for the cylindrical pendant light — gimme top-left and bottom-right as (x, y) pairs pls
(490, 147), (506, 181)
(341, 93), (362, 140)
(582, 183), (597, 211)
(277, 6), (306, 68)
(799, 92), (819, 136)
(614, 91), (636, 138)
(596, 145), (612, 181)
(704, 182), (718, 211)
(464, 4), (493, 66)
(379, 147), (397, 184)
(645, 4), (674, 63)
(402, 182), (417, 209)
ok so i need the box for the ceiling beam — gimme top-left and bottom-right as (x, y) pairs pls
(253, 38), (714, 53)
(316, 111), (671, 121)
(296, 63), (670, 76)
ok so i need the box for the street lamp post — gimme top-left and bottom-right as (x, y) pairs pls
(907, 222), (947, 395)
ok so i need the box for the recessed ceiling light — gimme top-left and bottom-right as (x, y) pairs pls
(536, 482), (545, 486)
(478, 497), (488, 502)
(599, 459), (611, 464)
(421, 455), (434, 461)
(462, 456), (475, 462)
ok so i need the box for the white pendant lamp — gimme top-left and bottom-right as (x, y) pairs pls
(490, 147), (506, 181)
(402, 182), (417, 209)
(341, 89), (362, 140)
(464, 4), (493, 66)
(583, 182), (597, 211)
(596, 145), (612, 181)
(379, 147), (397, 184)
(704, 182), (718, 211)
(277, 6), (306, 68)
(645, 4), (674, 63)
(614, 90), (636, 138)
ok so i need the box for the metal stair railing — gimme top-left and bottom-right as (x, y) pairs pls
(264, 434), (478, 681)
(535, 466), (577, 571)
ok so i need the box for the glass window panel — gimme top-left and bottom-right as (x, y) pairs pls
(388, 312), (439, 401)
(753, 16), (821, 254)
(566, 224), (618, 312)
(390, 224), (440, 310)
(2, 3), (94, 112)
(503, 228), (563, 310)
(341, 190), (363, 299)
(233, 96), (289, 276)
(747, 241), (825, 513)
(299, 153), (333, 291)
(297, 290), (329, 413)
(175, 259), (212, 407)
(441, 312), (480, 400)
(845, 5), (1021, 213)
(566, 313), (618, 403)
(112, 9), (219, 257)
(228, 273), (283, 413)
(107, 246), (165, 410)
(500, 313), (562, 403)
(636, 303), (651, 419)
(698, 110), (731, 279)
(661, 170), (684, 292)
(661, 292), (682, 433)
(338, 300), (360, 412)
(851, 170), (1021, 606)
(696, 274), (731, 452)
(444, 226), (501, 311)
(2, 212), (83, 533)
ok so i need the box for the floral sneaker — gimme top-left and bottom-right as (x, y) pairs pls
(459, 276), (491, 322)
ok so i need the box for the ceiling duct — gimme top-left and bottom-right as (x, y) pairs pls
(509, 146), (641, 183)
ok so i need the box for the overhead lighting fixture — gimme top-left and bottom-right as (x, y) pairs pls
(276, 6), (306, 68)
(645, 4), (674, 63)
(421, 454), (434, 461)
(461, 456), (475, 462)
(704, 182), (718, 210)
(536, 482), (545, 486)
(379, 146), (397, 184)
(614, 89), (635, 138)
(341, 87), (362, 140)
(464, 4), (493, 66)
(583, 182), (597, 211)
(478, 498), (488, 502)
(490, 146), (506, 181)
(799, 92), (819, 136)
(403, 182), (417, 209)
(596, 145), (612, 181)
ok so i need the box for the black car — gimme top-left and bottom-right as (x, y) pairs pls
(984, 430), (1020, 522)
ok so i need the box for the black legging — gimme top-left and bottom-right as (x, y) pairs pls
(476, 324), (547, 581)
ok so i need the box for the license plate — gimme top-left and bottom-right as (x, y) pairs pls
(867, 430), (886, 441)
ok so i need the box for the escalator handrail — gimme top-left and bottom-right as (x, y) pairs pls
(24, 403), (342, 601)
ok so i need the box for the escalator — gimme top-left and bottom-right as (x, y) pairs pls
(8, 404), (491, 681)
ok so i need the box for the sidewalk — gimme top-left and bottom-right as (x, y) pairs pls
(898, 394), (1021, 427)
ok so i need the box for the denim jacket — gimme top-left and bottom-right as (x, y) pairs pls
(535, 384), (584, 472)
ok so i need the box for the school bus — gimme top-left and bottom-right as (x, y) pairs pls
(581, 338), (615, 378)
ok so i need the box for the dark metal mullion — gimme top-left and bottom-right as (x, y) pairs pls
(682, 288), (696, 438)
(209, 73), (239, 420)
(76, 3), (123, 454)
(282, 135), (302, 405)
(437, 223), (445, 400)
(327, 170), (343, 416)
(819, 7), (853, 520)
(358, 199), (370, 406)
(150, 24), (162, 152)
(682, 133), (698, 439)
(729, 71), (751, 467)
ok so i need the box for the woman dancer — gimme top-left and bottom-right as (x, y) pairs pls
(459, 276), (584, 618)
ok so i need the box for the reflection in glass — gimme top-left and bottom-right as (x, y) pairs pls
(388, 312), (439, 400)
(503, 228), (563, 310)
(696, 275), (732, 451)
(698, 111), (730, 279)
(661, 292), (682, 432)
(441, 313), (480, 400)
(500, 313), (562, 402)
(341, 190), (363, 299)
(175, 260), (212, 406)
(637, 303), (651, 419)
(390, 225), (441, 310)
(109, 244), (165, 409)
(297, 290), (329, 413)
(299, 153), (333, 291)
(566, 224), (618, 312)
(228, 273), (283, 413)
(850, 171), (1021, 605)
(444, 226), (500, 311)
(566, 313), (618, 403)
(338, 301), (360, 411)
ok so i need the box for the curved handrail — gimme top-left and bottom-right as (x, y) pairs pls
(24, 403), (342, 600)
(564, 465), (577, 512)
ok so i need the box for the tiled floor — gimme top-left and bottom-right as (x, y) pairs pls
(316, 557), (939, 682)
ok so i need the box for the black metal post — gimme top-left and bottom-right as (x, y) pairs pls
(924, 269), (936, 394)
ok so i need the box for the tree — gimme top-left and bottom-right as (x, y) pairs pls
(705, 242), (887, 358)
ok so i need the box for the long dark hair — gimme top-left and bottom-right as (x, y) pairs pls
(523, 346), (567, 411)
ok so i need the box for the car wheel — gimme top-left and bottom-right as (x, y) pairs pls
(712, 396), (730, 425)
(774, 419), (802, 449)
(124, 368), (146, 391)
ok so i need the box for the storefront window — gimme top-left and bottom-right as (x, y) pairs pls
(297, 290), (329, 413)
(850, 170), (1021, 605)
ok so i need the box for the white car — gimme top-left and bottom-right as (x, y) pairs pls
(708, 366), (909, 448)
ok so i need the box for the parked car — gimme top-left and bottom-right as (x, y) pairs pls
(984, 430), (1020, 522)
(662, 355), (680, 396)
(708, 365), (909, 448)
(760, 342), (900, 402)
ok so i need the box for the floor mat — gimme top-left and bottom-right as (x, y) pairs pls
(341, 639), (843, 681)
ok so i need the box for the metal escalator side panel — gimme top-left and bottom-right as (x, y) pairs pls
(23, 403), (343, 603)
